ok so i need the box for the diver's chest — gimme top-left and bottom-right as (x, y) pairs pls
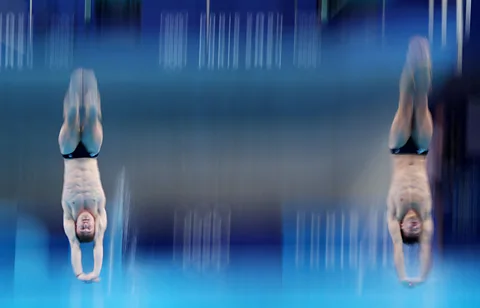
(66, 191), (104, 217)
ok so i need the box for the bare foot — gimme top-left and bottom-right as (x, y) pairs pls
(406, 36), (432, 94)
(83, 70), (102, 122)
(63, 70), (82, 122)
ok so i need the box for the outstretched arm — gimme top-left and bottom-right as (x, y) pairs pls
(63, 211), (83, 277)
(387, 205), (407, 281)
(91, 206), (107, 279)
(419, 213), (434, 281)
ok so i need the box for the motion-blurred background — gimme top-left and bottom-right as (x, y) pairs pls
(0, 0), (479, 303)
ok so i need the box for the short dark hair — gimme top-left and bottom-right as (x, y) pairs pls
(75, 220), (95, 243)
(400, 228), (420, 245)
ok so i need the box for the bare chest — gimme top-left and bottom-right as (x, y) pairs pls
(390, 157), (432, 218)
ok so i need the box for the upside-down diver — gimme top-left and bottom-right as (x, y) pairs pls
(387, 36), (434, 287)
(59, 68), (107, 283)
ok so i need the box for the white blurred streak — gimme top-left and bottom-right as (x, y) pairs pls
(211, 210), (222, 269)
(172, 14), (178, 68)
(275, 13), (283, 69)
(217, 13), (225, 69)
(192, 211), (202, 268)
(245, 13), (252, 69)
(340, 211), (345, 269)
(85, 0), (92, 22)
(206, 0), (210, 43)
(207, 13), (215, 69)
(227, 13), (232, 68)
(198, 13), (206, 68)
(310, 14), (318, 67)
(382, 0), (386, 43)
(0, 11), (30, 68)
(429, 0), (434, 43)
(182, 211), (193, 269)
(465, 0), (471, 41)
(309, 213), (320, 269)
(293, 10), (297, 67)
(325, 212), (335, 269)
(266, 13), (274, 69)
(315, 214), (321, 268)
(310, 213), (316, 268)
(369, 209), (378, 267)
(159, 12), (188, 70)
(325, 212), (330, 268)
(349, 211), (359, 269)
(321, 0), (328, 23)
(442, 0), (447, 48)
(5, 13), (14, 68)
(17, 13), (24, 69)
(46, 14), (73, 69)
(254, 13), (265, 68)
(184, 14), (188, 66)
(233, 13), (240, 69)
(27, 0), (33, 68)
(294, 13), (319, 68)
(201, 211), (213, 269)
(175, 207), (230, 272)
(224, 210), (231, 266)
(357, 240), (365, 296)
(456, 0), (463, 75)
(295, 211), (306, 268)
(108, 167), (130, 295)
(198, 11), (280, 70)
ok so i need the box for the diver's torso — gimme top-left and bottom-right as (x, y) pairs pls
(389, 155), (431, 219)
(62, 158), (105, 218)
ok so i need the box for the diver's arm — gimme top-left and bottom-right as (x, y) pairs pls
(91, 206), (107, 278)
(63, 211), (83, 277)
(419, 213), (434, 281)
(387, 205), (406, 280)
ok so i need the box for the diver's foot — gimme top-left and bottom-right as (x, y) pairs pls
(403, 36), (432, 95)
(83, 70), (102, 122)
(63, 73), (81, 123)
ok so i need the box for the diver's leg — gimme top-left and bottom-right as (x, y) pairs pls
(409, 37), (433, 151)
(388, 47), (415, 149)
(80, 69), (103, 155)
(58, 69), (82, 155)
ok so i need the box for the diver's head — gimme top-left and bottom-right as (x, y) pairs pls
(400, 209), (422, 245)
(76, 211), (95, 243)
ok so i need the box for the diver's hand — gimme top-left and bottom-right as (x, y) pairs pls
(401, 277), (423, 288)
(77, 272), (100, 283)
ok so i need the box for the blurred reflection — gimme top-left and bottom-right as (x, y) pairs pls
(46, 14), (73, 69)
(173, 206), (231, 272)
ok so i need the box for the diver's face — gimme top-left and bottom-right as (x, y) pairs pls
(76, 211), (95, 237)
(401, 210), (422, 237)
